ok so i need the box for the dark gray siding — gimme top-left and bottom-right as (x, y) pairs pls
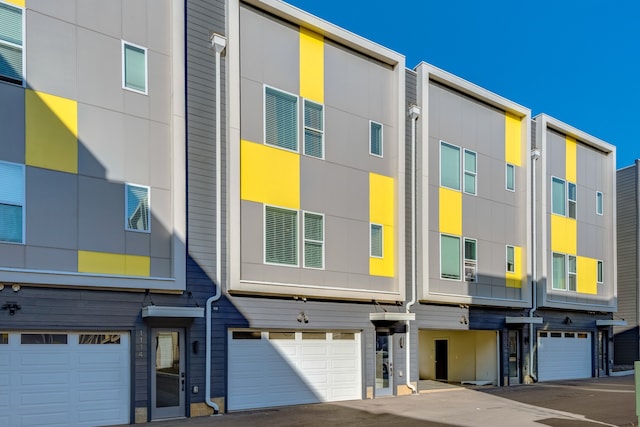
(186, 0), (227, 406)
(615, 165), (639, 364)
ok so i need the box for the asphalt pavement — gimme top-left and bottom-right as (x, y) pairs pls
(116, 374), (637, 427)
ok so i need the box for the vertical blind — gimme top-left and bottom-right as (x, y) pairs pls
(265, 87), (297, 151)
(265, 206), (297, 265)
(0, 3), (22, 83)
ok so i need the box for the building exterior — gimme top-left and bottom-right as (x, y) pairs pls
(0, 0), (622, 424)
(409, 64), (533, 386)
(0, 0), (213, 425)
(199, 0), (411, 411)
(614, 161), (640, 366)
(532, 114), (618, 380)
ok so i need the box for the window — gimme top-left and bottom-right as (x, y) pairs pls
(0, 2), (23, 85)
(79, 334), (121, 344)
(568, 255), (576, 291)
(552, 253), (566, 290)
(463, 149), (477, 195)
(506, 245), (515, 273)
(304, 100), (324, 158)
(440, 141), (461, 191)
(370, 223), (383, 258)
(303, 212), (324, 269)
(0, 161), (24, 244)
(232, 331), (261, 340)
(265, 206), (298, 266)
(441, 234), (461, 280)
(568, 182), (577, 219)
(552, 177), (566, 215)
(125, 184), (150, 232)
(596, 191), (603, 215)
(464, 238), (477, 282)
(597, 260), (603, 284)
(370, 121), (383, 157)
(21, 334), (67, 344)
(552, 177), (577, 218)
(0, 333), (6, 344)
(506, 163), (515, 191)
(122, 41), (147, 93)
(265, 86), (298, 151)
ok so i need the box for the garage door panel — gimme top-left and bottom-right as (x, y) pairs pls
(538, 332), (591, 381)
(0, 332), (129, 427)
(229, 330), (361, 410)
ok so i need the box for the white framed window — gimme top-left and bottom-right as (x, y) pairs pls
(464, 238), (477, 282)
(552, 252), (566, 290)
(303, 211), (324, 269)
(596, 191), (603, 216)
(303, 100), (324, 159)
(597, 260), (603, 284)
(0, 2), (23, 85)
(506, 163), (515, 192)
(568, 255), (576, 291)
(440, 234), (461, 280)
(122, 41), (147, 94)
(506, 245), (515, 273)
(370, 223), (383, 258)
(552, 177), (577, 218)
(264, 86), (298, 152)
(125, 184), (150, 232)
(440, 141), (461, 191)
(463, 149), (477, 195)
(551, 177), (566, 216)
(265, 206), (298, 266)
(568, 182), (577, 219)
(0, 160), (24, 244)
(369, 121), (383, 157)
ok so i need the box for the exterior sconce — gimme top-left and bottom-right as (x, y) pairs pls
(2, 302), (21, 315)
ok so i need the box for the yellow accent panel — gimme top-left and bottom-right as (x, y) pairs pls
(505, 112), (522, 167)
(370, 225), (394, 277)
(439, 187), (462, 235)
(565, 136), (577, 183)
(369, 173), (394, 225)
(551, 215), (577, 255)
(78, 251), (150, 277)
(577, 256), (597, 295)
(299, 28), (324, 103)
(506, 246), (522, 288)
(240, 140), (300, 209)
(25, 90), (78, 174)
(369, 173), (395, 277)
(5, 0), (24, 7)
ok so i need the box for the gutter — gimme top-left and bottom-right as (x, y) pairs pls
(204, 33), (227, 414)
(406, 105), (421, 394)
(528, 147), (541, 382)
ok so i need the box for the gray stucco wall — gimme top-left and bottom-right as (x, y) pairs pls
(426, 81), (527, 303)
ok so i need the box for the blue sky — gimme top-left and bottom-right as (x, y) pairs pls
(286, 0), (639, 168)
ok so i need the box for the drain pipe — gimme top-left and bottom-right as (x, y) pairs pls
(205, 33), (227, 414)
(406, 105), (421, 394)
(528, 147), (540, 382)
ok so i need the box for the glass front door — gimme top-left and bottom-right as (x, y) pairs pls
(151, 329), (185, 420)
(375, 331), (392, 396)
(598, 330), (607, 377)
(508, 330), (520, 384)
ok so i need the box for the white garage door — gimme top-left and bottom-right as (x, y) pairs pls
(537, 331), (591, 381)
(228, 330), (362, 410)
(0, 332), (130, 427)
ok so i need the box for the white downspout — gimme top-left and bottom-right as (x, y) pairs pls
(529, 147), (540, 382)
(406, 105), (421, 394)
(205, 33), (227, 414)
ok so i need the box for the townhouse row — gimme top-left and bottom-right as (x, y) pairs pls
(0, 0), (624, 426)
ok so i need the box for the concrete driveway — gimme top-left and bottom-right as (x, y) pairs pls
(118, 375), (636, 427)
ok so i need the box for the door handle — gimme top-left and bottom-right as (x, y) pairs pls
(181, 372), (185, 391)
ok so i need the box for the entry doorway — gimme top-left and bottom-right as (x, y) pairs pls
(151, 329), (185, 420)
(508, 330), (520, 384)
(597, 330), (608, 377)
(375, 331), (393, 396)
(434, 339), (448, 381)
